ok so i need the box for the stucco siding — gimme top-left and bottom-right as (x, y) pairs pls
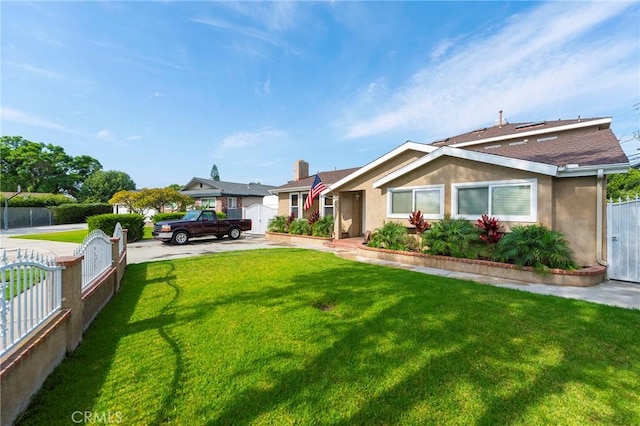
(552, 176), (598, 266)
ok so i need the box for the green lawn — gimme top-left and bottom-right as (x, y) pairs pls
(16, 249), (640, 425)
(10, 227), (153, 243)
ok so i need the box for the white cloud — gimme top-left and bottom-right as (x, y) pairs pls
(212, 128), (286, 158)
(255, 74), (271, 96)
(0, 107), (75, 133)
(4, 61), (62, 79)
(343, 1), (638, 140)
(126, 135), (142, 141)
(96, 129), (112, 139)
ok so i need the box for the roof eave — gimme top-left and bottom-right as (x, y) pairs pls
(556, 163), (630, 177)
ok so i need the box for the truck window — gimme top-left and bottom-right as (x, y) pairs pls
(183, 211), (201, 221)
(202, 211), (215, 221)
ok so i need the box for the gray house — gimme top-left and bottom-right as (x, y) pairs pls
(180, 178), (275, 219)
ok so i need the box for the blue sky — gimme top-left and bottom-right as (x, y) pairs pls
(2, 1), (639, 189)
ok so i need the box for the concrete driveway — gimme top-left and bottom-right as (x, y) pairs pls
(1, 225), (638, 310)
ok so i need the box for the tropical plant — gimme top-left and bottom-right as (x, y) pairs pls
(307, 211), (320, 226)
(422, 216), (481, 258)
(408, 211), (431, 234)
(267, 215), (288, 233)
(475, 214), (504, 244)
(285, 213), (295, 231)
(289, 218), (312, 235)
(368, 221), (414, 251)
(312, 215), (334, 237)
(493, 224), (579, 273)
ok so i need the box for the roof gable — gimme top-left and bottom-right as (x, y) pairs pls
(271, 168), (360, 194)
(181, 177), (275, 197)
(330, 141), (437, 191)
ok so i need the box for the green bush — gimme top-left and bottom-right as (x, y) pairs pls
(0, 194), (76, 207)
(51, 203), (112, 224)
(87, 214), (145, 242)
(268, 215), (289, 233)
(422, 216), (481, 258)
(493, 224), (579, 274)
(368, 221), (414, 251)
(289, 218), (312, 235)
(152, 212), (187, 223)
(312, 215), (334, 237)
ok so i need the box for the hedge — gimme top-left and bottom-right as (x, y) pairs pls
(51, 203), (113, 224)
(0, 194), (76, 207)
(87, 214), (145, 243)
(151, 212), (187, 223)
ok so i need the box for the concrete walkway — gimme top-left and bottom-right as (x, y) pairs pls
(1, 225), (638, 310)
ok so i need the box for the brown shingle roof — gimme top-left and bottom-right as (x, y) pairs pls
(273, 167), (361, 191)
(432, 117), (627, 167)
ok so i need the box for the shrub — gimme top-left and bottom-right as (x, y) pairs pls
(1, 194), (75, 207)
(51, 203), (112, 225)
(152, 212), (187, 223)
(289, 218), (312, 235)
(368, 221), (414, 251)
(87, 214), (145, 242)
(408, 211), (431, 234)
(267, 215), (289, 233)
(307, 211), (320, 226)
(493, 224), (579, 274)
(312, 215), (334, 237)
(422, 216), (481, 258)
(475, 214), (504, 258)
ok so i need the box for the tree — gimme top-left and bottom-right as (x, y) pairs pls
(77, 170), (136, 203)
(210, 164), (220, 181)
(109, 188), (193, 214)
(1, 136), (102, 196)
(607, 167), (640, 200)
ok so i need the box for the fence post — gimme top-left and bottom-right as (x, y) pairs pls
(56, 255), (84, 352)
(110, 237), (121, 293)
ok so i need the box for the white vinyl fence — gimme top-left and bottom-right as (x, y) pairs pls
(0, 249), (63, 355)
(113, 222), (124, 255)
(74, 229), (113, 289)
(607, 196), (640, 283)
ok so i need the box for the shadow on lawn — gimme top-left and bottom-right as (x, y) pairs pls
(197, 255), (639, 424)
(17, 249), (640, 424)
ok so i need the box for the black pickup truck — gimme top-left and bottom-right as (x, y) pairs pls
(152, 210), (252, 245)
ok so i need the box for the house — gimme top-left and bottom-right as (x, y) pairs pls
(269, 160), (360, 219)
(324, 115), (628, 267)
(180, 178), (276, 219)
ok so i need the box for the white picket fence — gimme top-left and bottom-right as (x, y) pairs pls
(0, 249), (63, 355)
(113, 222), (125, 255)
(74, 229), (113, 289)
(607, 196), (640, 283)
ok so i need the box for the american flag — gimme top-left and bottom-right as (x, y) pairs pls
(303, 174), (328, 210)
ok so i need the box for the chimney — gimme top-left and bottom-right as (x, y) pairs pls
(294, 160), (309, 182)
(498, 110), (504, 127)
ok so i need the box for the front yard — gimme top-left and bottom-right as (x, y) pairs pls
(17, 249), (640, 425)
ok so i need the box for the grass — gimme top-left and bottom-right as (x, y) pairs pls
(10, 227), (153, 243)
(16, 249), (640, 425)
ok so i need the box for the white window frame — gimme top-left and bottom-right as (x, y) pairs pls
(452, 178), (537, 222)
(201, 197), (217, 208)
(387, 185), (444, 219)
(321, 195), (333, 218)
(289, 193), (300, 218)
(227, 197), (238, 209)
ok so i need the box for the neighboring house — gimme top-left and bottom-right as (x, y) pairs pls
(270, 160), (360, 219)
(180, 178), (276, 219)
(325, 116), (628, 267)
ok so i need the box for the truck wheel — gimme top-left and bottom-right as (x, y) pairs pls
(228, 227), (241, 240)
(172, 231), (190, 245)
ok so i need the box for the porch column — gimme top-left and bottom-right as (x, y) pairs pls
(333, 195), (341, 240)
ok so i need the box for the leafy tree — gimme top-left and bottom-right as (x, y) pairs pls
(1, 136), (102, 196)
(109, 188), (193, 215)
(166, 183), (182, 191)
(77, 170), (136, 203)
(210, 164), (220, 181)
(607, 167), (640, 200)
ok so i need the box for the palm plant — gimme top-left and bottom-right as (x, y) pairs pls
(267, 215), (288, 233)
(422, 216), (481, 258)
(368, 221), (413, 251)
(494, 224), (579, 274)
(312, 215), (334, 237)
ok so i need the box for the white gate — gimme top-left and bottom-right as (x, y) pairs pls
(244, 204), (277, 234)
(607, 197), (640, 283)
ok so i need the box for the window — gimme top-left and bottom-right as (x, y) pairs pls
(290, 194), (299, 218)
(453, 179), (536, 222)
(201, 197), (217, 209)
(227, 197), (237, 209)
(322, 196), (333, 217)
(388, 185), (444, 219)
